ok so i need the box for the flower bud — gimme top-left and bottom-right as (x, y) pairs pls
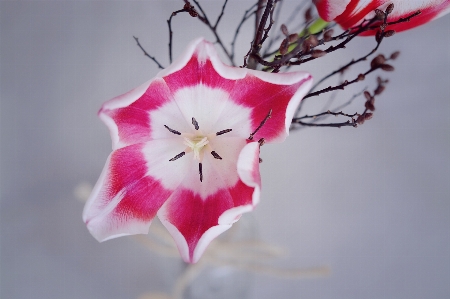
(308, 35), (319, 47)
(374, 85), (385, 95)
(390, 51), (400, 60)
(386, 3), (395, 15)
(324, 29), (334, 42)
(365, 100), (375, 111)
(380, 64), (395, 71)
(279, 38), (289, 55)
(305, 7), (313, 22)
(375, 9), (385, 20)
(288, 34), (299, 43)
(311, 49), (326, 58)
(364, 113), (373, 120)
(281, 24), (289, 36)
(356, 114), (365, 125)
(384, 30), (395, 37)
(371, 54), (386, 68)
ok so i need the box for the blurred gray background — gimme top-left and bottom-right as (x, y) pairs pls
(1, 1), (449, 298)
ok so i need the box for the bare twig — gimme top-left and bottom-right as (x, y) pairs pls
(292, 119), (357, 128)
(133, 36), (164, 69)
(167, 8), (189, 63)
(191, 0), (233, 64)
(244, 0), (276, 68)
(214, 0), (228, 29)
(231, 3), (258, 64)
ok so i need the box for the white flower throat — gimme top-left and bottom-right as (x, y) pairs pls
(183, 136), (209, 161)
(165, 117), (231, 182)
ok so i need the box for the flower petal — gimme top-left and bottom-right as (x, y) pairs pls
(99, 78), (175, 150)
(161, 38), (313, 143)
(236, 142), (261, 206)
(313, 0), (352, 21)
(157, 141), (261, 263)
(158, 179), (256, 263)
(230, 73), (312, 143)
(85, 38), (312, 263)
(315, 0), (450, 33)
(83, 143), (172, 241)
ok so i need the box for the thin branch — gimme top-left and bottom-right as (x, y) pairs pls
(263, 0), (308, 56)
(292, 119), (357, 128)
(191, 0), (233, 65)
(244, 0), (276, 67)
(260, 0), (278, 46)
(254, 0), (266, 36)
(294, 110), (358, 120)
(309, 38), (382, 92)
(332, 88), (367, 112)
(133, 36), (164, 69)
(230, 3), (257, 64)
(303, 68), (376, 99)
(214, 0), (228, 29)
(167, 8), (188, 63)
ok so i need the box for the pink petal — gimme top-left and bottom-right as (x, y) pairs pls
(158, 180), (256, 263)
(161, 38), (313, 143)
(315, 0), (450, 33)
(83, 143), (172, 241)
(158, 142), (261, 263)
(99, 78), (174, 150)
(230, 73), (312, 143)
(313, 0), (352, 20)
(236, 142), (261, 206)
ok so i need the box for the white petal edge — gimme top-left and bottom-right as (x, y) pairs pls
(83, 154), (112, 223)
(158, 37), (313, 92)
(98, 79), (153, 150)
(82, 154), (154, 242)
(313, 0), (352, 21)
(236, 142), (261, 206)
(179, 38), (313, 144)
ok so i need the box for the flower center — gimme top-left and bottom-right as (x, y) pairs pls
(165, 117), (231, 182)
(183, 136), (209, 161)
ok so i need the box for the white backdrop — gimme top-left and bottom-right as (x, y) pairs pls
(1, 1), (449, 298)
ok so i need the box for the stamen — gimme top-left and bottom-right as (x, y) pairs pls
(216, 128), (232, 136)
(258, 138), (265, 146)
(192, 117), (199, 130)
(211, 151), (222, 160)
(248, 109), (272, 140)
(164, 125), (181, 135)
(199, 163), (203, 182)
(169, 151), (185, 161)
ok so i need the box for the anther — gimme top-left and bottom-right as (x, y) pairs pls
(192, 117), (199, 130)
(169, 151), (185, 161)
(258, 138), (265, 147)
(211, 151), (222, 160)
(248, 109), (272, 140)
(216, 129), (232, 136)
(164, 125), (181, 135)
(199, 163), (203, 182)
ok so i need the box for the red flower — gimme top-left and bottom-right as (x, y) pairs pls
(83, 38), (312, 263)
(313, 0), (450, 33)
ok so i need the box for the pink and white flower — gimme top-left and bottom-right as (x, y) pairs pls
(313, 0), (450, 33)
(83, 38), (312, 263)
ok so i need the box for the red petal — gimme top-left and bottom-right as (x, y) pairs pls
(163, 53), (236, 95)
(83, 143), (172, 241)
(100, 79), (174, 149)
(159, 180), (256, 263)
(315, 0), (450, 34)
(231, 74), (312, 143)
